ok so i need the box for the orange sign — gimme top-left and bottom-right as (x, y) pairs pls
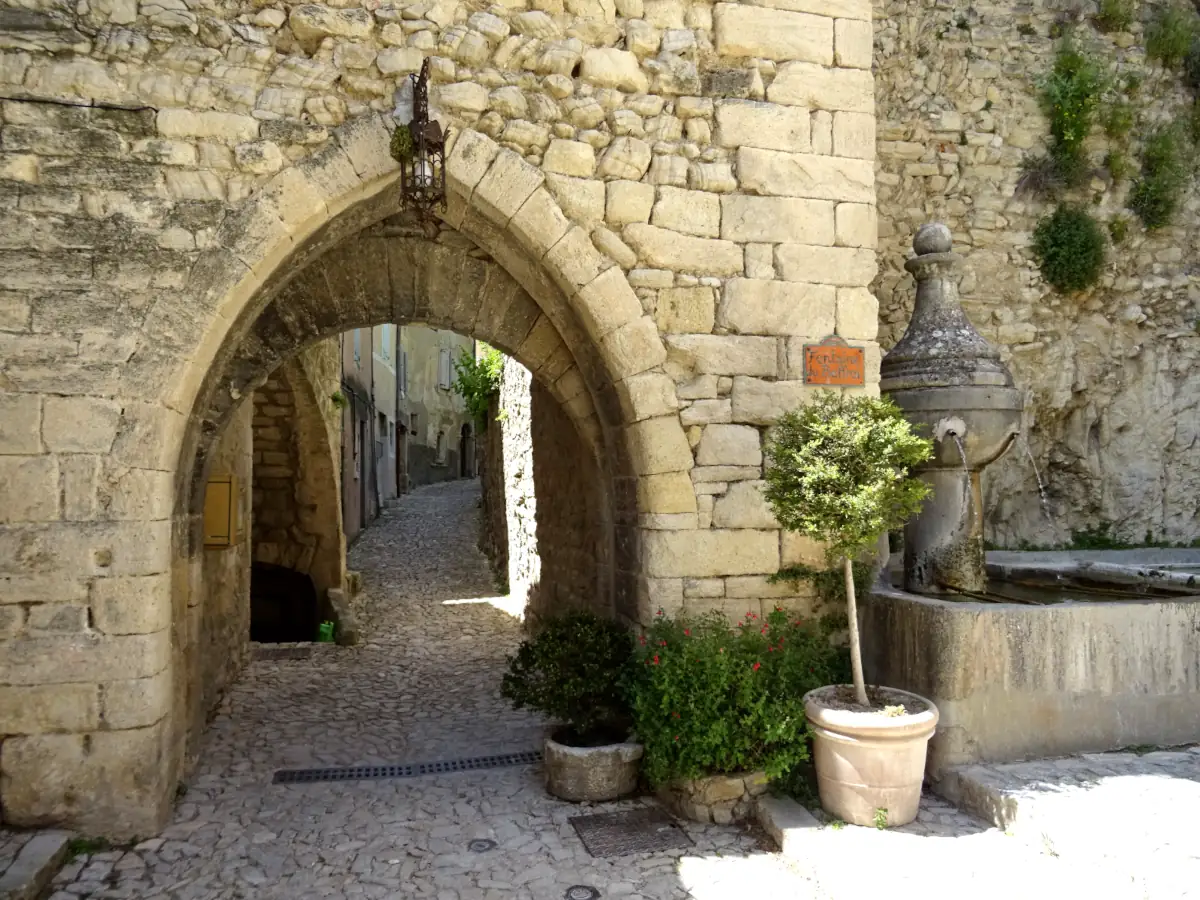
(803, 337), (865, 386)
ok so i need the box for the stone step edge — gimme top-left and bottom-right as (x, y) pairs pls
(753, 794), (824, 858)
(935, 765), (1024, 831)
(0, 832), (73, 900)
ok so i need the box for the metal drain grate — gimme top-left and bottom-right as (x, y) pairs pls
(272, 750), (543, 785)
(254, 646), (312, 661)
(570, 807), (694, 858)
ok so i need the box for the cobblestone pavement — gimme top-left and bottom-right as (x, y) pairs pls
(43, 479), (1195, 899)
(46, 481), (823, 900)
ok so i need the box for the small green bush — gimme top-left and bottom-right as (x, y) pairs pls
(1185, 37), (1200, 90)
(1038, 40), (1109, 182)
(1103, 101), (1135, 140)
(1146, 4), (1197, 69)
(1032, 204), (1107, 292)
(1108, 215), (1131, 243)
(1130, 125), (1193, 229)
(628, 607), (847, 786)
(1096, 0), (1134, 32)
(1106, 148), (1132, 182)
(501, 611), (634, 743)
(451, 344), (504, 428)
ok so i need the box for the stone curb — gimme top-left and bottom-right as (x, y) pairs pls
(0, 832), (72, 900)
(754, 794), (824, 858)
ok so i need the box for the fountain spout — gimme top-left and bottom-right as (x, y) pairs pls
(881, 224), (1023, 594)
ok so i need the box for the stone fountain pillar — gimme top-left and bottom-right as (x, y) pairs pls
(880, 224), (1022, 594)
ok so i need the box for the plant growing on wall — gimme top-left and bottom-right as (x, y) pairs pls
(762, 393), (932, 706)
(450, 344), (504, 428)
(1032, 204), (1107, 291)
(1130, 125), (1194, 229)
(1146, 4), (1197, 69)
(1037, 39), (1109, 187)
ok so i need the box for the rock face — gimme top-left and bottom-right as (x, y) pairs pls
(872, 0), (1200, 547)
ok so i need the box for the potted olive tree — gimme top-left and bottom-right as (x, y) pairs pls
(763, 391), (936, 828)
(501, 611), (642, 802)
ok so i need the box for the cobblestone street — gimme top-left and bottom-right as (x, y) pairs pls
(43, 481), (822, 900)
(36, 480), (1200, 899)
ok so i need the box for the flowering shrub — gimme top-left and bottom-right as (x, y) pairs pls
(501, 611), (634, 744)
(628, 607), (848, 787)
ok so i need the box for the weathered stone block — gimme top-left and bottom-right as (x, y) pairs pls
(156, 108), (259, 143)
(90, 574), (170, 635)
(0, 630), (169, 685)
(548, 175), (605, 225)
(627, 416), (694, 475)
(836, 287), (880, 341)
(624, 224), (743, 276)
(616, 372), (680, 422)
(101, 670), (171, 729)
(0, 723), (171, 838)
(510, 187), (572, 257)
(575, 265), (643, 338)
(651, 186), (721, 238)
(696, 424), (761, 466)
(637, 471), (699, 515)
(711, 480), (779, 529)
(597, 136), (652, 180)
(768, 61), (875, 113)
(737, 147), (874, 203)
(680, 398), (732, 426)
(580, 48), (648, 92)
(600, 315), (667, 380)
(474, 150), (545, 224)
(835, 202), (877, 248)
(0, 393), (41, 454)
(644, 529), (779, 577)
(720, 195), (834, 244)
(543, 139), (596, 177)
(656, 286), (716, 334)
(832, 110), (874, 159)
(0, 683), (99, 734)
(606, 179), (656, 226)
(0, 456), (58, 524)
(834, 17), (873, 68)
(666, 334), (778, 377)
(719, 279), (837, 337)
(776, 243), (877, 286)
(731, 376), (815, 424)
(714, 4), (833, 64)
(715, 100), (810, 152)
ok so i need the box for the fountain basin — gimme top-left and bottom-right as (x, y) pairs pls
(862, 549), (1200, 783)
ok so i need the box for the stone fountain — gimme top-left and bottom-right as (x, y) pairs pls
(880, 223), (1022, 594)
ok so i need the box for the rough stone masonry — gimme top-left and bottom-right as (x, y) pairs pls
(0, 0), (872, 836)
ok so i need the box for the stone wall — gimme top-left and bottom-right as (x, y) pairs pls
(872, 0), (1200, 547)
(478, 393), (508, 588)
(500, 357), (540, 610)
(0, 0), (882, 836)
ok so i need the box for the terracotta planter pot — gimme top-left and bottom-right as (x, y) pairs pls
(543, 734), (643, 802)
(803, 685), (939, 827)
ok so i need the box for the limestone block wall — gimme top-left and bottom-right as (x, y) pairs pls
(500, 357), (539, 608)
(0, 0), (881, 836)
(477, 392), (508, 587)
(872, 0), (1200, 547)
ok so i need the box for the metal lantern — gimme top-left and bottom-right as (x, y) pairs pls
(397, 59), (447, 221)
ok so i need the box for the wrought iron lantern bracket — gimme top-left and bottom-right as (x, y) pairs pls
(396, 59), (448, 222)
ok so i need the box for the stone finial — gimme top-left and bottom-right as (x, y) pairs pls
(913, 222), (952, 256)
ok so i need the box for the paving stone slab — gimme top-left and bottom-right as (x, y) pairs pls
(0, 831), (71, 900)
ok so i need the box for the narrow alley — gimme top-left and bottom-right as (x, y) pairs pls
(45, 481), (820, 900)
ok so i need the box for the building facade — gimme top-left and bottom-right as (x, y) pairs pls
(339, 324), (399, 543)
(397, 325), (477, 488)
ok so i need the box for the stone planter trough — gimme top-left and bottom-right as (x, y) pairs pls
(656, 770), (770, 824)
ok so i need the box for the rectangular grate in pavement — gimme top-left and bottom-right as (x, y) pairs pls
(570, 807), (695, 858)
(254, 646), (312, 661)
(272, 750), (543, 785)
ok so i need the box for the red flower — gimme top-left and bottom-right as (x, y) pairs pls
(652, 655), (660, 665)
(660, 640), (668, 646)
(639, 636), (646, 645)
(683, 629), (690, 636)
(657, 609), (664, 617)
(752, 662), (761, 671)
(775, 606), (783, 613)
(674, 735), (679, 741)
(672, 711), (680, 719)
(767, 647), (774, 652)
(761, 626), (768, 635)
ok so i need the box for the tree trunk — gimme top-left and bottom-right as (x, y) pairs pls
(844, 556), (869, 707)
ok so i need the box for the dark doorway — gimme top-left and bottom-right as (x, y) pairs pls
(250, 562), (319, 643)
(460, 423), (472, 477)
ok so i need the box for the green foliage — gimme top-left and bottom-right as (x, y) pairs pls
(1146, 4), (1197, 69)
(1096, 0), (1135, 31)
(1068, 522), (1136, 549)
(628, 607), (846, 786)
(1038, 40), (1108, 184)
(1018, 22), (1038, 36)
(1106, 148), (1131, 182)
(1103, 101), (1135, 140)
(762, 393), (933, 565)
(1186, 37), (1200, 90)
(1032, 204), (1107, 292)
(450, 344), (504, 428)
(769, 561), (873, 611)
(389, 124), (414, 163)
(330, 390), (348, 409)
(67, 838), (110, 860)
(1130, 125), (1193, 229)
(874, 808), (889, 829)
(1108, 215), (1131, 243)
(501, 611), (634, 741)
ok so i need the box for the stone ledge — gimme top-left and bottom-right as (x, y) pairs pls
(754, 794), (823, 857)
(0, 831), (71, 900)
